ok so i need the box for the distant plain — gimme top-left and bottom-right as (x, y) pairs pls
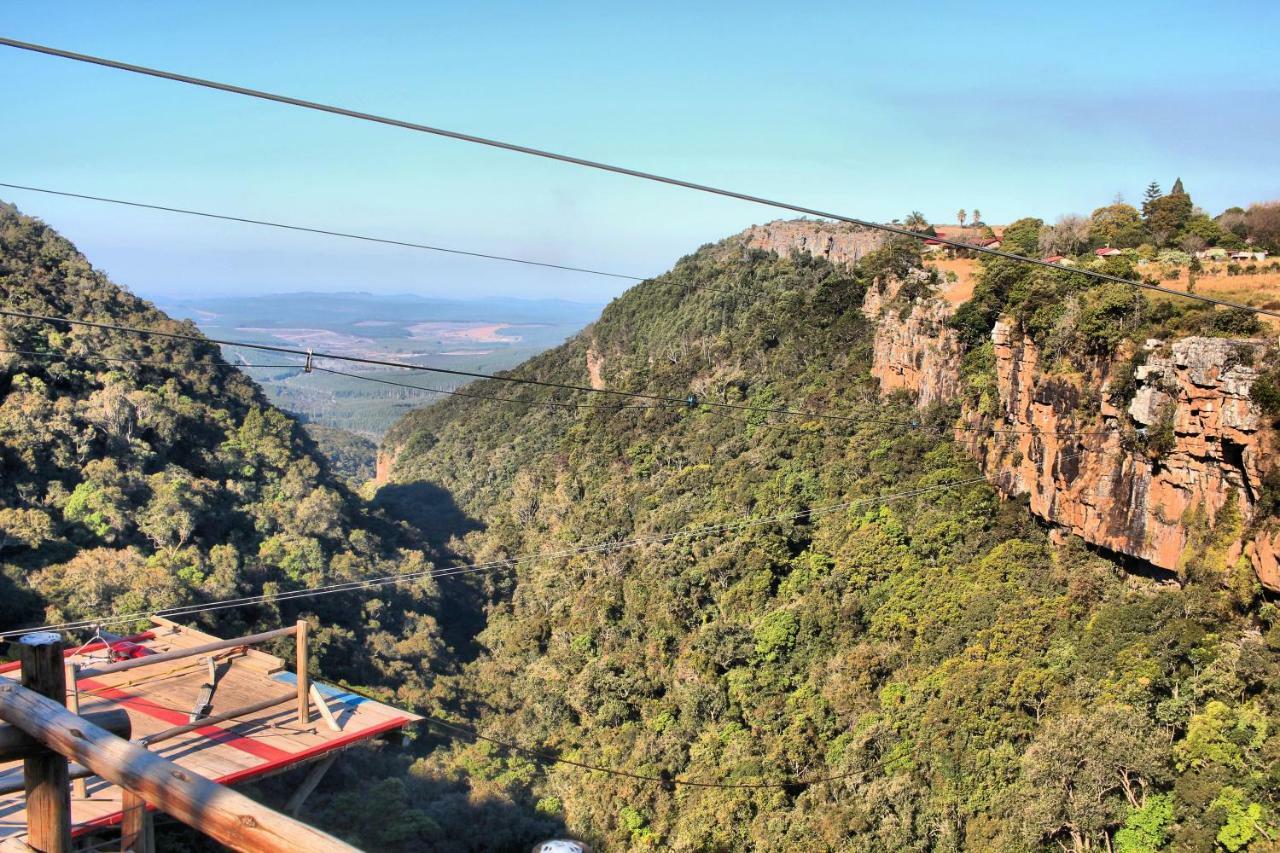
(159, 291), (603, 436)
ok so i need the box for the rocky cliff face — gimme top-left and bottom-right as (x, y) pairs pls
(861, 275), (967, 407)
(740, 220), (884, 267)
(957, 325), (1278, 589)
(852, 279), (1280, 591)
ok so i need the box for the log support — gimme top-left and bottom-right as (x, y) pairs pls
(285, 753), (338, 816)
(18, 632), (70, 853)
(120, 789), (151, 853)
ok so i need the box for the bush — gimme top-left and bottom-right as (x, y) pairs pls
(1254, 366), (1280, 417)
(1076, 283), (1146, 355)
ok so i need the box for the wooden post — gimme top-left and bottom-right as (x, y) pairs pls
(295, 620), (310, 725)
(18, 632), (70, 853)
(120, 789), (149, 853)
(0, 681), (359, 853)
(63, 665), (85, 800)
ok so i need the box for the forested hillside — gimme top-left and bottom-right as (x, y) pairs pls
(4, 198), (1279, 851)
(382, 235), (1280, 850)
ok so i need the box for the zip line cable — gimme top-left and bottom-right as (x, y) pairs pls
(0, 348), (666, 412)
(0, 181), (645, 283)
(1, 346), (1116, 445)
(0, 311), (1122, 438)
(311, 366), (661, 412)
(0, 347), (299, 371)
(1, 36), (1276, 321)
(0, 464), (1042, 638)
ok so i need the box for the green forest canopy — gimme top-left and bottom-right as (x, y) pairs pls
(2, 201), (1279, 851)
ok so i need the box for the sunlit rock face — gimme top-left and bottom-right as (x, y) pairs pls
(740, 220), (885, 268)
(861, 274), (966, 408)
(862, 280), (1278, 590)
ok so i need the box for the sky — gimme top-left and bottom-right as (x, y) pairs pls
(3, 1), (1278, 302)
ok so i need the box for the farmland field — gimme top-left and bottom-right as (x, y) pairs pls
(159, 291), (603, 436)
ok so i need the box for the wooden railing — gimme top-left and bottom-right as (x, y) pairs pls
(0, 630), (357, 853)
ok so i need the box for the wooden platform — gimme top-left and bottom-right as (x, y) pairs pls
(0, 618), (420, 844)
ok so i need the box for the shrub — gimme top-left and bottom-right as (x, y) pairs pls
(1254, 366), (1280, 417)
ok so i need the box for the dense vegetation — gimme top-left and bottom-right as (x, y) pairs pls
(3, 201), (1278, 851)
(303, 423), (378, 483)
(380, 236), (1280, 851)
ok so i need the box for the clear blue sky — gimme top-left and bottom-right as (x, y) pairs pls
(3, 1), (1278, 302)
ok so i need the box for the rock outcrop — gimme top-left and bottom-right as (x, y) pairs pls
(959, 325), (1277, 587)
(866, 299), (1279, 588)
(861, 274), (966, 407)
(740, 220), (884, 267)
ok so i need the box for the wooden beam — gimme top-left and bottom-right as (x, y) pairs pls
(296, 620), (310, 726)
(285, 753), (338, 816)
(137, 692), (295, 747)
(0, 767), (89, 798)
(147, 617), (285, 674)
(309, 685), (340, 732)
(0, 680), (359, 853)
(0, 709), (130, 760)
(76, 625), (298, 679)
(18, 632), (70, 853)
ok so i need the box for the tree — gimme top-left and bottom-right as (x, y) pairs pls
(992, 216), (1041, 256)
(137, 469), (210, 554)
(0, 508), (54, 553)
(1142, 180), (1163, 217)
(903, 211), (929, 231)
(1039, 214), (1090, 256)
(1089, 203), (1146, 248)
(957, 209), (967, 227)
(972, 208), (982, 226)
(1217, 206), (1248, 238)
(1145, 181), (1193, 247)
(1182, 213), (1223, 246)
(1019, 706), (1167, 852)
(1245, 201), (1280, 251)
(1180, 233), (1207, 254)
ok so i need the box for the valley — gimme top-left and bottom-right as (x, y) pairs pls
(158, 291), (603, 437)
(3, 195), (1280, 850)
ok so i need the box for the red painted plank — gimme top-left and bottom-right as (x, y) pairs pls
(67, 715), (416, 837)
(76, 678), (294, 764)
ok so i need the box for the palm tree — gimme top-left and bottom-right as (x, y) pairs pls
(904, 211), (929, 231)
(972, 208), (982, 226)
(957, 209), (967, 227)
